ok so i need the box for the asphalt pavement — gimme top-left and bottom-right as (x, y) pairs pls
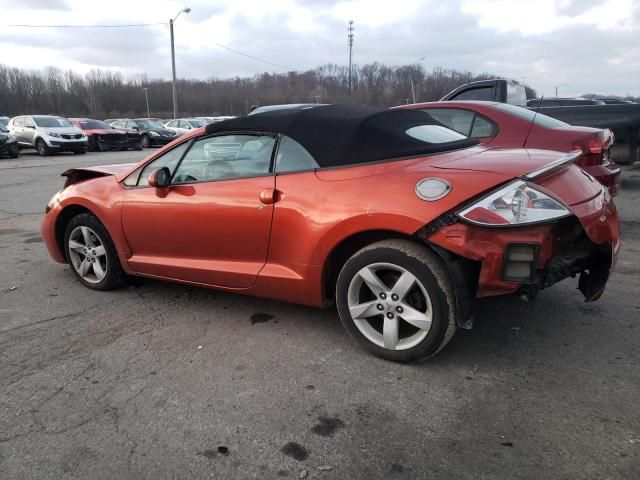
(1, 149), (639, 479)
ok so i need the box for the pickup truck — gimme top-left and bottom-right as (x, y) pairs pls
(441, 79), (640, 165)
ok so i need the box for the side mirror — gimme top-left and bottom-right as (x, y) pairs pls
(148, 167), (171, 188)
(132, 126), (139, 131)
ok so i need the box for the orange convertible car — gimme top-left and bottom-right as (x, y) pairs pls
(42, 106), (620, 362)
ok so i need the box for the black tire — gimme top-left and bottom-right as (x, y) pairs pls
(141, 134), (151, 148)
(336, 239), (456, 362)
(63, 213), (126, 291)
(88, 137), (99, 152)
(36, 138), (50, 156)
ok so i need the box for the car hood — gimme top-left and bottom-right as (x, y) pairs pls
(41, 127), (85, 134)
(148, 129), (174, 135)
(61, 163), (137, 187)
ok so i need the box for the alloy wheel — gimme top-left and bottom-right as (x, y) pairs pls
(67, 226), (108, 284)
(347, 262), (433, 350)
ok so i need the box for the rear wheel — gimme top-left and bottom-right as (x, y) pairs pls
(88, 137), (99, 152)
(336, 239), (456, 362)
(64, 213), (125, 290)
(36, 138), (50, 156)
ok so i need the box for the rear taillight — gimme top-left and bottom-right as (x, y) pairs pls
(573, 136), (605, 155)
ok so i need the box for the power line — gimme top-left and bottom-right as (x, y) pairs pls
(5, 22), (166, 28)
(213, 42), (296, 71)
(5, 22), (297, 71)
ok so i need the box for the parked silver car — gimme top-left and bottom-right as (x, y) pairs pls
(8, 115), (87, 156)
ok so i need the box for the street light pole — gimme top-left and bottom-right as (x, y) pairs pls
(409, 57), (426, 104)
(143, 87), (150, 118)
(170, 7), (191, 119)
(555, 83), (567, 98)
(348, 20), (354, 93)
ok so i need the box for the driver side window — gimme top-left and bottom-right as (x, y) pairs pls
(172, 134), (275, 184)
(123, 142), (190, 187)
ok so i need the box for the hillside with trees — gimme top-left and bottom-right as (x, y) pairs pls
(0, 63), (534, 118)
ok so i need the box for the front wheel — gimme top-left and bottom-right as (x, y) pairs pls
(336, 239), (457, 362)
(36, 138), (50, 156)
(64, 213), (126, 290)
(141, 135), (151, 148)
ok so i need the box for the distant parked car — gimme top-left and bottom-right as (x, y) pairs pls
(110, 119), (177, 148)
(397, 101), (621, 196)
(527, 98), (606, 107)
(0, 124), (19, 158)
(70, 118), (143, 152)
(8, 115), (87, 156)
(597, 98), (636, 105)
(164, 118), (207, 136)
(104, 118), (121, 126)
(197, 116), (236, 124)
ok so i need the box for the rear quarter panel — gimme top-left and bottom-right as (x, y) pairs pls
(269, 154), (512, 267)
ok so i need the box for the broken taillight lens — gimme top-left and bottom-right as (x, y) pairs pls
(457, 181), (571, 226)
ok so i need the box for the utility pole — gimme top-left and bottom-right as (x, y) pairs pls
(409, 57), (426, 104)
(143, 87), (150, 117)
(348, 20), (354, 93)
(170, 7), (191, 119)
(555, 83), (567, 98)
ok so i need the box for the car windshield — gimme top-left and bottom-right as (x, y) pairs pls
(405, 124), (468, 143)
(187, 119), (206, 127)
(33, 117), (73, 128)
(135, 120), (164, 129)
(0, 118), (8, 128)
(495, 103), (569, 128)
(78, 119), (111, 129)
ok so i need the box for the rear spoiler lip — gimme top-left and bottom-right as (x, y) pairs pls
(520, 150), (582, 181)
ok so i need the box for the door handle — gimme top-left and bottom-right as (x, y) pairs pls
(259, 188), (277, 205)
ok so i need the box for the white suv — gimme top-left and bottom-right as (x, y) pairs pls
(8, 115), (88, 156)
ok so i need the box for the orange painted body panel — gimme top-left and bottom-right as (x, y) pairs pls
(121, 176), (275, 288)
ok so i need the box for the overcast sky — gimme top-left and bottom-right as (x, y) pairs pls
(0, 0), (638, 97)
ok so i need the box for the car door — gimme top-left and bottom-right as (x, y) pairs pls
(176, 120), (189, 136)
(11, 117), (25, 145)
(121, 133), (277, 288)
(22, 117), (37, 146)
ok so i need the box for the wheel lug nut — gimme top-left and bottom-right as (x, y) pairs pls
(391, 294), (399, 301)
(376, 304), (384, 311)
(396, 306), (403, 313)
(380, 293), (387, 300)
(386, 312), (394, 319)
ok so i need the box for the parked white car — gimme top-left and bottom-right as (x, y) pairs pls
(8, 115), (87, 156)
(197, 116), (236, 124)
(163, 118), (207, 136)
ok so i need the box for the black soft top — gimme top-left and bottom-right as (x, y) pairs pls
(204, 105), (478, 168)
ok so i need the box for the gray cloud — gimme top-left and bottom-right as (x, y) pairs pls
(0, 0), (70, 10)
(0, 0), (637, 96)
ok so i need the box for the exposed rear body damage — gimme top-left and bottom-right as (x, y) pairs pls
(421, 151), (619, 328)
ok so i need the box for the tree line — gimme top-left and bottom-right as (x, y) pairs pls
(0, 63), (529, 119)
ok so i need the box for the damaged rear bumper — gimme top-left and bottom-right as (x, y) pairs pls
(420, 187), (619, 327)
